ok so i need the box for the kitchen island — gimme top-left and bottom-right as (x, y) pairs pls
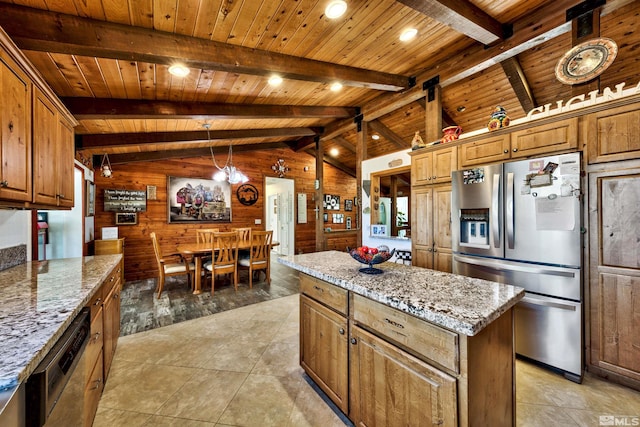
(0, 255), (122, 425)
(278, 250), (524, 426)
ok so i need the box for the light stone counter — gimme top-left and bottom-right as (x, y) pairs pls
(278, 251), (524, 336)
(0, 255), (122, 392)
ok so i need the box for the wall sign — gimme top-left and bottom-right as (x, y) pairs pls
(237, 184), (258, 206)
(104, 189), (147, 212)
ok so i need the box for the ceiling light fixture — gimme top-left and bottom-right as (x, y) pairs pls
(399, 28), (418, 42)
(330, 148), (339, 157)
(205, 124), (248, 184)
(100, 153), (113, 178)
(168, 64), (190, 77)
(325, 1), (347, 19)
(330, 82), (343, 91)
(268, 75), (283, 86)
(372, 134), (380, 140)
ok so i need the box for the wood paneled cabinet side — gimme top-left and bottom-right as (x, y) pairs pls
(32, 87), (74, 207)
(586, 103), (640, 164)
(0, 49), (31, 202)
(587, 166), (640, 389)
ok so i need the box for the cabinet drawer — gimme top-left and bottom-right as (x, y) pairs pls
(102, 268), (120, 299)
(84, 352), (104, 427)
(87, 290), (103, 322)
(85, 308), (103, 378)
(300, 274), (348, 315)
(352, 293), (459, 373)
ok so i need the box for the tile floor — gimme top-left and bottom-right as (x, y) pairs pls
(94, 292), (640, 426)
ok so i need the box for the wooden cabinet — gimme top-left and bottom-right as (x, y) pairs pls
(459, 118), (578, 167)
(299, 274), (349, 413)
(411, 146), (457, 185)
(0, 48), (31, 202)
(409, 146), (455, 272)
(411, 185), (452, 272)
(0, 28), (76, 208)
(83, 260), (122, 426)
(586, 103), (640, 164)
(95, 238), (125, 284)
(587, 165), (640, 389)
(349, 325), (457, 427)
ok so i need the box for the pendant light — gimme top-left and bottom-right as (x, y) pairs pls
(205, 124), (248, 184)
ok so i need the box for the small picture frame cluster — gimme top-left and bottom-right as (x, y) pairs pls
(115, 212), (137, 225)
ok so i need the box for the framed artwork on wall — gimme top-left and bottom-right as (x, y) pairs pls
(115, 212), (137, 225)
(344, 199), (353, 211)
(86, 181), (95, 216)
(167, 176), (231, 223)
(325, 194), (340, 210)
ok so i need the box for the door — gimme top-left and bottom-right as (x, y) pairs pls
(503, 152), (581, 267)
(265, 177), (294, 255)
(451, 162), (503, 258)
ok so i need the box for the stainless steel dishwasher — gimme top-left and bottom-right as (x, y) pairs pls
(25, 308), (90, 427)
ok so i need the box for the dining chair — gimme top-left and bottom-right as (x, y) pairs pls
(150, 232), (195, 298)
(232, 227), (252, 258)
(204, 231), (239, 295)
(196, 228), (219, 244)
(238, 230), (273, 288)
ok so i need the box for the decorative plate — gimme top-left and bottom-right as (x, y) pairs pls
(555, 38), (618, 85)
(236, 183), (258, 206)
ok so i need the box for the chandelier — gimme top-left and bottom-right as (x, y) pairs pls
(100, 153), (113, 178)
(205, 124), (248, 184)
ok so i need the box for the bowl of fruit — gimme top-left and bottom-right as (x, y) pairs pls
(348, 245), (395, 274)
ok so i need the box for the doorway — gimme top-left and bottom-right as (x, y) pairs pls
(265, 177), (295, 256)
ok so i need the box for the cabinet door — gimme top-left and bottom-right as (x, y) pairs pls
(300, 294), (349, 413)
(349, 326), (457, 427)
(0, 53), (31, 202)
(411, 152), (432, 186)
(32, 88), (59, 206)
(433, 185), (452, 273)
(459, 134), (510, 167)
(586, 105), (640, 164)
(510, 117), (578, 159)
(57, 117), (74, 207)
(588, 168), (640, 383)
(411, 187), (432, 268)
(432, 147), (457, 183)
(103, 278), (121, 380)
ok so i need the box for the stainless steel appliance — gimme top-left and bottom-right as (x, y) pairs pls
(451, 152), (583, 382)
(25, 309), (90, 427)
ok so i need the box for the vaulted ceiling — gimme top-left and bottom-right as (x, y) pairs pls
(0, 0), (637, 177)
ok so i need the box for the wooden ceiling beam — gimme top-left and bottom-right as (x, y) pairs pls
(77, 128), (319, 149)
(63, 98), (358, 120)
(330, 136), (356, 154)
(500, 57), (536, 113)
(368, 120), (410, 150)
(397, 0), (506, 45)
(100, 142), (291, 165)
(291, 136), (318, 153)
(0, 3), (409, 91)
(304, 149), (356, 177)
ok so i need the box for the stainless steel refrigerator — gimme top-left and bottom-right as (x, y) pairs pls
(451, 152), (583, 382)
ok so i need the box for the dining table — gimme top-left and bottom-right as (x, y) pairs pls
(176, 240), (279, 294)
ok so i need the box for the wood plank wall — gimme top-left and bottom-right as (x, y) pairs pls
(92, 148), (356, 282)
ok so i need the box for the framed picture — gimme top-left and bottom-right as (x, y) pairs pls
(346, 216), (352, 230)
(323, 213), (329, 222)
(115, 212), (137, 225)
(371, 224), (388, 236)
(86, 181), (95, 216)
(167, 176), (231, 223)
(147, 185), (157, 200)
(325, 194), (340, 210)
(344, 199), (353, 211)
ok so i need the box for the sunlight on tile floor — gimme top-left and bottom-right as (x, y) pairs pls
(94, 294), (640, 426)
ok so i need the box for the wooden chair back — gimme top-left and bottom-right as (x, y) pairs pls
(196, 228), (219, 244)
(205, 231), (239, 294)
(150, 232), (194, 298)
(238, 230), (273, 288)
(232, 227), (252, 247)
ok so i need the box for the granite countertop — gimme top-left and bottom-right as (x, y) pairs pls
(0, 255), (122, 392)
(278, 251), (524, 336)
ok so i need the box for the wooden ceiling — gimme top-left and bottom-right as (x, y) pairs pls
(0, 0), (638, 176)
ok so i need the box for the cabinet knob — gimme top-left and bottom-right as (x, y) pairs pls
(433, 247), (438, 253)
(0, 181), (7, 188)
(350, 338), (357, 345)
(57, 194), (65, 199)
(512, 148), (518, 152)
(503, 149), (509, 154)
(92, 332), (101, 343)
(427, 176), (431, 180)
(8, 121), (13, 132)
(91, 378), (103, 390)
(93, 298), (102, 306)
(339, 328), (345, 335)
(432, 176), (436, 179)
(427, 248), (433, 252)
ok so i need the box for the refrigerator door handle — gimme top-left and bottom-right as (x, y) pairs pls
(492, 173), (500, 248)
(506, 172), (514, 249)
(453, 254), (577, 278)
(521, 295), (577, 311)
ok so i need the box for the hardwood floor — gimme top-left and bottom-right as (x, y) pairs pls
(103, 258), (640, 426)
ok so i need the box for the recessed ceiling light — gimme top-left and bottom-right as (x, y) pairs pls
(168, 64), (190, 77)
(268, 75), (283, 86)
(330, 82), (343, 91)
(372, 134), (380, 140)
(325, 1), (347, 19)
(399, 28), (418, 42)
(330, 148), (339, 156)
